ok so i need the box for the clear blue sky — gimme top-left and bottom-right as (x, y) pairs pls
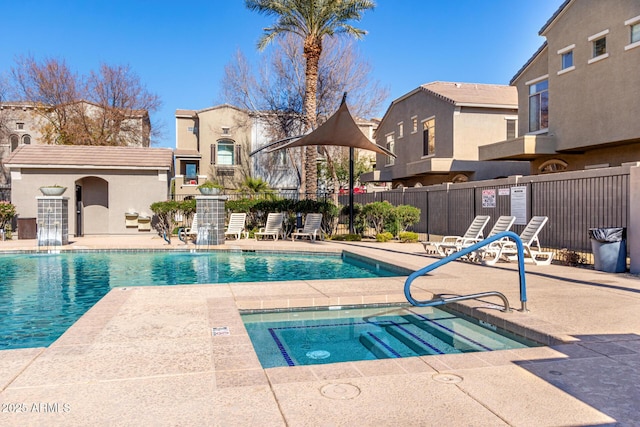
(1, 0), (564, 148)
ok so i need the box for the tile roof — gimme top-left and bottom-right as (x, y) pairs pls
(420, 82), (517, 106)
(4, 145), (173, 170)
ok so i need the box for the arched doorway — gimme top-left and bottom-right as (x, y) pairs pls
(75, 177), (109, 235)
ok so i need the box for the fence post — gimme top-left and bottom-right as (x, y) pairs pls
(629, 165), (640, 273)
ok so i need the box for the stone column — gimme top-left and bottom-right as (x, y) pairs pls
(37, 196), (69, 246)
(195, 195), (227, 246)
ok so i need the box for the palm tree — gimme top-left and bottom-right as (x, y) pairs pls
(245, 0), (375, 198)
(238, 176), (274, 199)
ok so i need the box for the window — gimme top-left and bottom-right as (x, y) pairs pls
(213, 139), (240, 166)
(273, 150), (287, 168)
(398, 122), (403, 138)
(625, 16), (640, 50)
(562, 51), (573, 69)
(10, 135), (19, 152)
(528, 79), (548, 132)
(588, 29), (609, 63)
(557, 44), (575, 75)
(593, 37), (607, 57)
(184, 162), (198, 184)
(385, 133), (394, 165)
(221, 127), (230, 136)
(506, 119), (517, 139)
(411, 116), (418, 133)
(16, 122), (24, 130)
(632, 23), (640, 43)
(538, 159), (568, 174)
(422, 117), (435, 156)
(22, 135), (31, 145)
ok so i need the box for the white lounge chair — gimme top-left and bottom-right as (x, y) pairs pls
(179, 213), (198, 242)
(423, 215), (491, 256)
(254, 212), (284, 241)
(460, 216), (516, 261)
(482, 216), (554, 266)
(291, 213), (323, 241)
(224, 213), (247, 240)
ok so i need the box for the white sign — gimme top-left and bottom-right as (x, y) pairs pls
(482, 189), (496, 208)
(510, 186), (528, 225)
(212, 326), (230, 336)
(498, 188), (510, 196)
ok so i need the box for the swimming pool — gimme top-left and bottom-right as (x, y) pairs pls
(0, 250), (404, 350)
(242, 306), (540, 368)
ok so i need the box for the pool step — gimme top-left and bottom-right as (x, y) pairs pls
(359, 332), (411, 359)
(384, 324), (447, 356)
(402, 314), (488, 353)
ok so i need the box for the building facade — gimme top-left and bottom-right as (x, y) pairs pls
(480, 0), (640, 174)
(362, 82), (530, 188)
(174, 105), (301, 199)
(5, 145), (172, 236)
(0, 101), (151, 193)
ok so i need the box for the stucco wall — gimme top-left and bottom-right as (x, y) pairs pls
(10, 168), (169, 236)
(453, 107), (518, 159)
(513, 47), (550, 138)
(544, 0), (640, 150)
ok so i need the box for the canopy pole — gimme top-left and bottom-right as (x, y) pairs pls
(349, 146), (354, 234)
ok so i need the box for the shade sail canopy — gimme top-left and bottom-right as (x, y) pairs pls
(265, 101), (395, 157)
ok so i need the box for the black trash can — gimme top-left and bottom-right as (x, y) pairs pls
(588, 227), (626, 273)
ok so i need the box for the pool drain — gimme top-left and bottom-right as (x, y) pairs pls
(306, 350), (331, 359)
(433, 373), (463, 384)
(320, 383), (361, 400)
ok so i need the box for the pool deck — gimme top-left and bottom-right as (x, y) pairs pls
(1, 234), (640, 426)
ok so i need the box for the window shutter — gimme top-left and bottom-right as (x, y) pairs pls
(235, 144), (241, 165)
(210, 144), (216, 165)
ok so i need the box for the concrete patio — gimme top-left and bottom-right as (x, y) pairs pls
(1, 235), (639, 426)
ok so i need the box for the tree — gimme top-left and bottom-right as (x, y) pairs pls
(10, 55), (161, 146)
(237, 176), (275, 199)
(221, 36), (387, 195)
(320, 147), (372, 192)
(245, 0), (376, 198)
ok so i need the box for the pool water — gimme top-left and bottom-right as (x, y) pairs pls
(242, 306), (540, 368)
(0, 251), (402, 350)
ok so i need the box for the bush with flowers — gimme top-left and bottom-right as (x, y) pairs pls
(0, 201), (17, 235)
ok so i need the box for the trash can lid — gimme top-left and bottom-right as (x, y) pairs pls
(588, 227), (625, 242)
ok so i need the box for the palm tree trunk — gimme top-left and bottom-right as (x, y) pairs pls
(303, 37), (321, 200)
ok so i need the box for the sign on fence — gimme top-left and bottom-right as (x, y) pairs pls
(511, 186), (528, 225)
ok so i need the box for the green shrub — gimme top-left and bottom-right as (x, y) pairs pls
(331, 233), (362, 241)
(340, 203), (366, 235)
(0, 201), (17, 231)
(376, 231), (394, 242)
(395, 205), (421, 232)
(399, 231), (419, 243)
(150, 200), (180, 242)
(362, 201), (395, 234)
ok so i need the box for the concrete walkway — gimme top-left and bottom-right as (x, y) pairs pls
(1, 235), (639, 426)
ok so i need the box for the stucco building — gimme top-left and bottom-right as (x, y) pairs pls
(480, 0), (640, 173)
(5, 145), (172, 236)
(174, 105), (300, 199)
(362, 82), (530, 187)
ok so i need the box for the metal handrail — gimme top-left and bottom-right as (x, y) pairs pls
(405, 231), (528, 312)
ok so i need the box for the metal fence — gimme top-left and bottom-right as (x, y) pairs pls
(0, 186), (10, 202)
(338, 165), (632, 264)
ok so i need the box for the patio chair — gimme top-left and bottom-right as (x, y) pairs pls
(460, 215), (516, 261)
(254, 212), (284, 241)
(422, 215), (490, 256)
(179, 213), (198, 242)
(224, 213), (247, 240)
(291, 213), (323, 241)
(481, 216), (553, 266)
